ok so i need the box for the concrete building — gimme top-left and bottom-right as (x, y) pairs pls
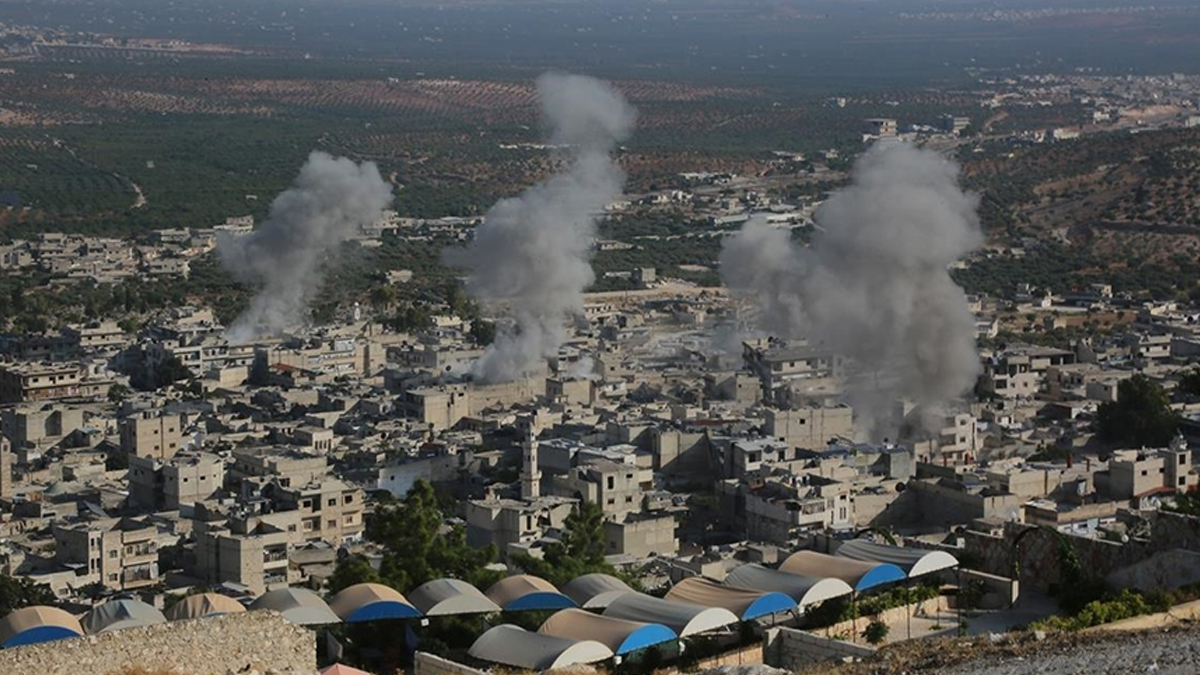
(863, 118), (898, 136)
(762, 405), (853, 450)
(272, 479), (365, 546)
(1, 404), (86, 451)
(1107, 440), (1198, 500)
(0, 435), (11, 499)
(604, 512), (679, 559)
(465, 496), (576, 553)
(546, 460), (649, 516)
(129, 452), (225, 510)
(0, 362), (113, 403)
(53, 517), (159, 591)
(979, 347), (1075, 399)
(120, 411), (187, 460)
(193, 509), (302, 594)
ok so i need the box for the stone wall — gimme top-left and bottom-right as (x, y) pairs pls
(414, 651), (487, 675)
(0, 610), (315, 675)
(692, 643), (763, 670)
(763, 627), (876, 670)
(815, 597), (943, 642)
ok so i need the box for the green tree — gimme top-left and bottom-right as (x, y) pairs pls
(468, 319), (497, 347)
(0, 576), (55, 615)
(1179, 368), (1200, 397)
(327, 554), (381, 595)
(1097, 374), (1180, 448)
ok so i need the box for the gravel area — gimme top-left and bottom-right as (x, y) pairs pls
(934, 629), (1200, 674)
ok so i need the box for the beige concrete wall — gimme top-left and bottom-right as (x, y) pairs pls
(415, 651), (488, 675)
(0, 610), (315, 675)
(764, 627), (876, 670)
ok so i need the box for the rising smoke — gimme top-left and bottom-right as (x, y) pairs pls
(445, 73), (636, 382)
(720, 142), (983, 436)
(218, 151), (393, 343)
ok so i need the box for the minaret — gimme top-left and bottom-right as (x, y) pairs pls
(521, 428), (541, 501)
(0, 435), (12, 500)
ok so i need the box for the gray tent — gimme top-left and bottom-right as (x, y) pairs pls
(603, 593), (738, 637)
(469, 624), (613, 670)
(251, 587), (340, 625)
(835, 540), (959, 578)
(561, 573), (635, 609)
(408, 579), (500, 616)
(82, 599), (167, 635)
(723, 564), (853, 608)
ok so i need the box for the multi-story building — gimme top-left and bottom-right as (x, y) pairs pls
(465, 496), (576, 554)
(762, 404), (853, 450)
(979, 346), (1075, 399)
(272, 479), (365, 546)
(120, 411), (188, 460)
(192, 508), (302, 594)
(0, 362), (114, 404)
(53, 517), (160, 591)
(129, 452), (225, 510)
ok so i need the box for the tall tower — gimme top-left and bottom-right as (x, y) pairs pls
(521, 428), (541, 501)
(0, 435), (12, 500)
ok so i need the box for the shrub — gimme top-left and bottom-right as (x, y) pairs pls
(862, 620), (889, 645)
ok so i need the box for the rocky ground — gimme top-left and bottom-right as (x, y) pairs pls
(799, 625), (1200, 675)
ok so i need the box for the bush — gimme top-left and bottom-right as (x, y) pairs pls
(862, 620), (889, 645)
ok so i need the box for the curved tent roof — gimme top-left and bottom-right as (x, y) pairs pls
(82, 599), (167, 634)
(561, 573), (636, 609)
(469, 624), (613, 670)
(540, 608), (677, 655)
(0, 606), (84, 648)
(664, 577), (795, 621)
(251, 588), (340, 625)
(723, 564), (854, 609)
(329, 583), (421, 622)
(409, 579), (500, 617)
(164, 593), (247, 621)
(835, 540), (959, 578)
(778, 551), (906, 592)
(603, 593), (739, 637)
(486, 575), (576, 612)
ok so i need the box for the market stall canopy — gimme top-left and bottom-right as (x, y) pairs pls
(778, 550), (905, 592)
(164, 593), (247, 621)
(835, 540), (959, 578)
(603, 593), (739, 637)
(252, 587), (340, 625)
(469, 624), (613, 670)
(561, 573), (636, 609)
(486, 575), (576, 612)
(539, 608), (677, 655)
(408, 579), (501, 616)
(664, 577), (795, 620)
(0, 606), (84, 648)
(329, 583), (421, 622)
(82, 599), (167, 635)
(722, 564), (853, 609)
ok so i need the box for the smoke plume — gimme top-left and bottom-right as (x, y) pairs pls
(720, 142), (982, 435)
(445, 73), (635, 382)
(218, 151), (393, 342)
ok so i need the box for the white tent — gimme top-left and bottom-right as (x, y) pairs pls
(408, 579), (500, 616)
(664, 577), (796, 620)
(561, 573), (636, 609)
(723, 564), (853, 609)
(835, 540), (959, 578)
(82, 600), (167, 635)
(603, 593), (739, 637)
(469, 624), (613, 670)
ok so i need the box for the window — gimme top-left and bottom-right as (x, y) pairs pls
(1141, 470), (1148, 477)
(606, 476), (614, 490)
(344, 495), (354, 504)
(327, 519), (337, 529)
(108, 573), (119, 582)
(327, 498), (337, 507)
(1180, 477), (1187, 486)
(108, 550), (118, 558)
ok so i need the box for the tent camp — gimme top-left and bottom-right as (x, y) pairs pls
(835, 540), (959, 578)
(664, 577), (795, 620)
(778, 550), (906, 592)
(723, 564), (853, 609)
(486, 575), (576, 612)
(329, 583), (421, 622)
(82, 599), (167, 634)
(408, 579), (500, 616)
(539, 608), (677, 655)
(252, 587), (340, 625)
(0, 606), (84, 648)
(164, 593), (247, 621)
(603, 593), (739, 637)
(469, 624), (613, 670)
(561, 573), (636, 609)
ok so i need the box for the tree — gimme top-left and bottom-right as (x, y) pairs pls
(1180, 368), (1200, 397)
(511, 501), (615, 586)
(468, 319), (497, 347)
(1097, 375), (1181, 448)
(0, 576), (55, 615)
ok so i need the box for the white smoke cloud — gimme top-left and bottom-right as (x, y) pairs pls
(720, 143), (983, 436)
(218, 151), (393, 343)
(445, 73), (635, 383)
